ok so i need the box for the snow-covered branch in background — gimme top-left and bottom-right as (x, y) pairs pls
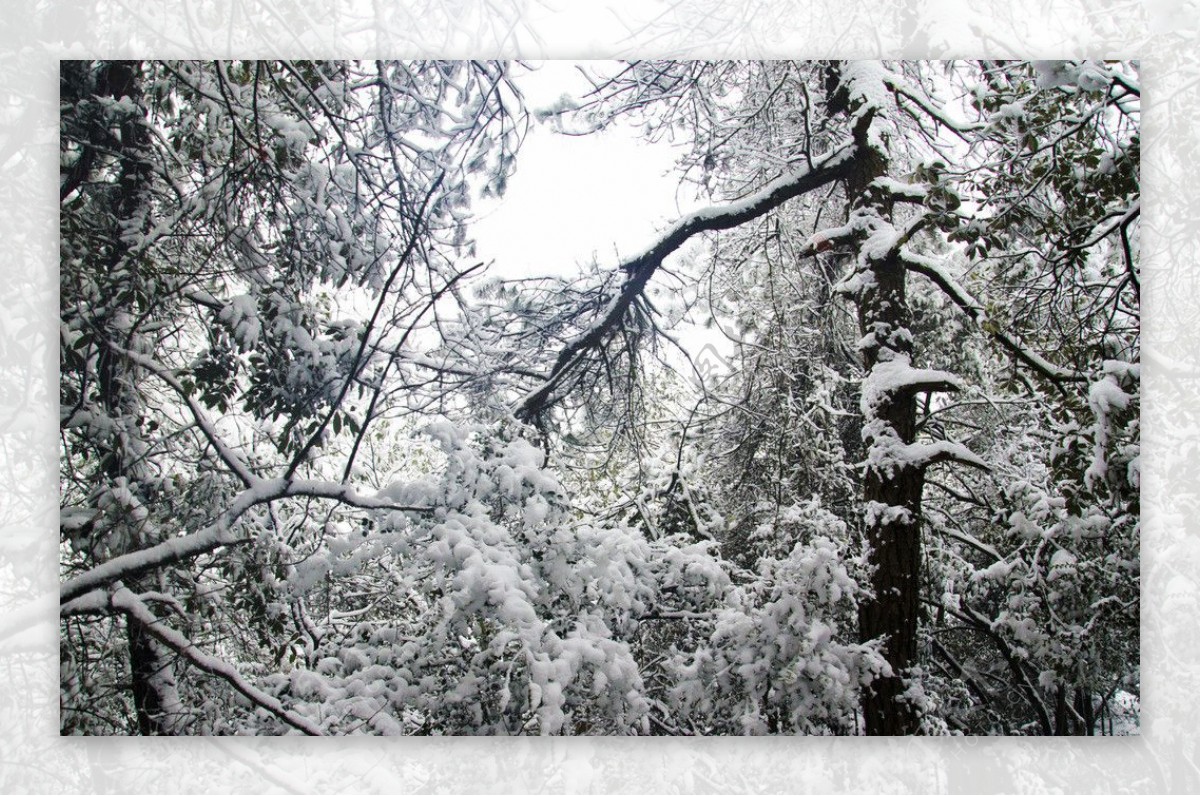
(900, 250), (1088, 384)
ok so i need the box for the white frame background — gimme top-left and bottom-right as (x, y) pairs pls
(3, 2), (1195, 792)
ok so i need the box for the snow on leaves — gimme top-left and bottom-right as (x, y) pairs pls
(59, 60), (1139, 737)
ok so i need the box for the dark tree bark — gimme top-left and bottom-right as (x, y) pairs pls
(127, 618), (181, 735)
(64, 60), (183, 735)
(855, 249), (925, 735)
(826, 62), (934, 735)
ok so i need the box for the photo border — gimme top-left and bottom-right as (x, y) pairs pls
(3, 2), (1194, 791)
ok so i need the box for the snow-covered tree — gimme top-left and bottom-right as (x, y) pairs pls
(60, 59), (1138, 736)
(60, 59), (526, 733)
(517, 59), (1138, 734)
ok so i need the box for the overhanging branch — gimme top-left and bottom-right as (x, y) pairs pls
(515, 139), (861, 423)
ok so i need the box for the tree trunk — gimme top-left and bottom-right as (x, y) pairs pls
(127, 617), (183, 734)
(1076, 686), (1095, 736)
(856, 251), (925, 736)
(75, 60), (184, 735)
(825, 61), (927, 735)
(1054, 685), (1070, 735)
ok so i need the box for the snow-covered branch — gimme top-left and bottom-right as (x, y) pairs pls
(110, 343), (260, 488)
(61, 479), (434, 606)
(109, 586), (324, 735)
(880, 71), (986, 138)
(906, 440), (990, 472)
(61, 489), (263, 606)
(516, 139), (860, 422)
(900, 251), (1087, 384)
(860, 357), (962, 415)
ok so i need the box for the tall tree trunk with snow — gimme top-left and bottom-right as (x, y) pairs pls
(826, 63), (960, 735)
(854, 245), (925, 736)
(67, 60), (184, 734)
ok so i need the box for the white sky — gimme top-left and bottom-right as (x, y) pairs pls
(468, 61), (742, 387)
(471, 61), (687, 281)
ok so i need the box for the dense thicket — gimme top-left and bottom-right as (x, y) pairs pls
(61, 59), (1138, 735)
